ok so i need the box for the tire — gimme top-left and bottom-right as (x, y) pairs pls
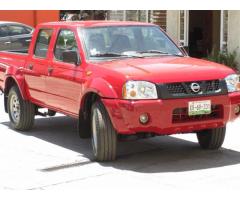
(197, 126), (226, 150)
(7, 86), (35, 131)
(91, 100), (117, 161)
(78, 109), (91, 139)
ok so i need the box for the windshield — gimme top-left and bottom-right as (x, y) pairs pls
(79, 25), (183, 60)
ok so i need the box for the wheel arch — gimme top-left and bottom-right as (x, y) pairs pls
(79, 77), (118, 120)
(79, 91), (101, 121)
(4, 76), (27, 113)
(77, 91), (101, 138)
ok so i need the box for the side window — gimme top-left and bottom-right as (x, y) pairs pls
(54, 29), (78, 62)
(0, 26), (9, 37)
(34, 29), (53, 58)
(8, 25), (29, 36)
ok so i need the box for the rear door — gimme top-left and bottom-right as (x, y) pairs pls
(24, 28), (53, 105)
(8, 24), (33, 52)
(46, 28), (82, 115)
(0, 25), (11, 51)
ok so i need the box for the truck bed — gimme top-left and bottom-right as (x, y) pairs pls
(0, 50), (28, 91)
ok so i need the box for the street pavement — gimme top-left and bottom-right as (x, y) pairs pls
(0, 95), (240, 190)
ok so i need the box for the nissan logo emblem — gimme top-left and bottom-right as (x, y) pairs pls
(190, 82), (201, 93)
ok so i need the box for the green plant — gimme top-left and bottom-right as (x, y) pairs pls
(206, 49), (239, 71)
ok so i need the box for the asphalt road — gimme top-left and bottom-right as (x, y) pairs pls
(0, 95), (240, 190)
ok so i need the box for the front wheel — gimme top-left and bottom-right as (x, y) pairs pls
(7, 86), (35, 131)
(91, 101), (117, 161)
(197, 126), (226, 150)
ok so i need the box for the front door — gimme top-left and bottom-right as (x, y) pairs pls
(24, 29), (53, 105)
(46, 29), (82, 115)
(188, 10), (221, 58)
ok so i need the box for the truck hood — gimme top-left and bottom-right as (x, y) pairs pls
(98, 56), (235, 83)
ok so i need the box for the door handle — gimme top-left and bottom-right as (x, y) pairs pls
(48, 67), (53, 74)
(28, 64), (33, 70)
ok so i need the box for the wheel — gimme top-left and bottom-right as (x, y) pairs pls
(91, 100), (117, 161)
(48, 110), (56, 117)
(197, 126), (226, 150)
(7, 86), (35, 131)
(78, 109), (91, 139)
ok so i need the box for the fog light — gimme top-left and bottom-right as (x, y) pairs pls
(234, 105), (240, 114)
(139, 113), (149, 124)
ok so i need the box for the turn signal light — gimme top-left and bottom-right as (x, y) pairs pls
(234, 105), (240, 115)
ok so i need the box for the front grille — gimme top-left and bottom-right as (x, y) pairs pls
(206, 80), (220, 92)
(158, 79), (227, 99)
(166, 80), (220, 95)
(172, 105), (223, 123)
(167, 83), (186, 94)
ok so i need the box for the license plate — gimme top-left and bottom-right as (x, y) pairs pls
(188, 100), (211, 116)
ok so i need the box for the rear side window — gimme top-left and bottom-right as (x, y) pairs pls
(54, 29), (78, 62)
(8, 25), (30, 36)
(34, 29), (53, 58)
(0, 26), (9, 37)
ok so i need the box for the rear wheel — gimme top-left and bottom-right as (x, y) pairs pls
(197, 126), (226, 150)
(7, 86), (35, 131)
(91, 100), (117, 161)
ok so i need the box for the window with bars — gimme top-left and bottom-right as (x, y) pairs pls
(179, 10), (189, 47)
(107, 10), (125, 21)
(221, 10), (228, 52)
(149, 10), (167, 31)
(107, 10), (149, 22)
(126, 11), (146, 21)
(180, 11), (185, 43)
(107, 10), (167, 31)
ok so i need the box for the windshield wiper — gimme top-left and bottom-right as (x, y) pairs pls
(90, 52), (143, 58)
(138, 50), (184, 57)
(139, 50), (169, 54)
(90, 53), (125, 57)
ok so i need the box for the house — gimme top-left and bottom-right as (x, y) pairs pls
(107, 10), (240, 67)
(0, 10), (239, 66)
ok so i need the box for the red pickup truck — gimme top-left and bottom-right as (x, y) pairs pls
(0, 21), (240, 161)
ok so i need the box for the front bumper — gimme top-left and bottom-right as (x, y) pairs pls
(102, 92), (240, 135)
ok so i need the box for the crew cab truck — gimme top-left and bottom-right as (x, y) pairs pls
(0, 21), (240, 161)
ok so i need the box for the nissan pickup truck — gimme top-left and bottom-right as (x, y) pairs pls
(0, 21), (240, 161)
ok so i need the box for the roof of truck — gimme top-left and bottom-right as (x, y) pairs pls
(40, 20), (156, 28)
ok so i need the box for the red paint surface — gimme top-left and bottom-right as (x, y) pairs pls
(0, 21), (239, 135)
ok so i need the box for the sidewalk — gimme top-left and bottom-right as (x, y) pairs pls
(0, 95), (240, 190)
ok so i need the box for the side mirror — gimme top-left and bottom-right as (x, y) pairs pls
(179, 46), (189, 56)
(62, 50), (80, 66)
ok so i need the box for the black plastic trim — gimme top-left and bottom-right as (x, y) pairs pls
(157, 79), (228, 99)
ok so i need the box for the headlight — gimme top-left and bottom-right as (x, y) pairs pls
(225, 74), (240, 92)
(123, 81), (158, 99)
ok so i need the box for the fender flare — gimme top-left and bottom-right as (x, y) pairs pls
(4, 64), (28, 100)
(80, 78), (119, 107)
